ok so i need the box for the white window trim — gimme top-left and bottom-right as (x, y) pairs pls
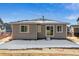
(19, 25), (29, 33)
(45, 25), (54, 37)
(56, 25), (63, 33)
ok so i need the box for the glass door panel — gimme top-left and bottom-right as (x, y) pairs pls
(46, 25), (54, 37)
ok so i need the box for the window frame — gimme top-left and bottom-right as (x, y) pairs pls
(20, 25), (29, 33)
(45, 25), (54, 37)
(56, 25), (63, 33)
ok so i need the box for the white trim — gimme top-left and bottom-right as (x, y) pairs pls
(45, 25), (54, 37)
(19, 24), (29, 33)
(56, 25), (63, 33)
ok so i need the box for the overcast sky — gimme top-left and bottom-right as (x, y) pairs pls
(0, 3), (79, 25)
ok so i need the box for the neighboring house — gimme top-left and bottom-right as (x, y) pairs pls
(10, 17), (68, 40)
(4, 23), (12, 32)
(0, 24), (6, 33)
(0, 19), (6, 33)
(70, 17), (79, 37)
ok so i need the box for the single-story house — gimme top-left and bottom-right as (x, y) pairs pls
(10, 17), (68, 40)
(70, 17), (79, 37)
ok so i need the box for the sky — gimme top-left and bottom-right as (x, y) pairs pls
(0, 3), (79, 25)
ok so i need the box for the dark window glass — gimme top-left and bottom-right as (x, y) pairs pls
(21, 26), (24, 32)
(47, 26), (50, 30)
(51, 26), (53, 30)
(47, 26), (53, 36)
(21, 26), (28, 32)
(51, 30), (53, 35)
(24, 26), (27, 32)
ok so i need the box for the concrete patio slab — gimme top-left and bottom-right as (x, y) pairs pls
(0, 39), (79, 49)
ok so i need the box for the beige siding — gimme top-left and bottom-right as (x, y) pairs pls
(12, 24), (37, 39)
(11, 24), (67, 39)
(37, 25), (45, 39)
(37, 24), (67, 39)
(71, 26), (79, 36)
(54, 24), (67, 38)
(74, 28), (79, 33)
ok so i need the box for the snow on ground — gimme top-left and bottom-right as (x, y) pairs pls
(0, 39), (79, 49)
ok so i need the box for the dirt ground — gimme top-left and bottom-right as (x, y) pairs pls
(67, 36), (79, 44)
(0, 48), (79, 56)
(0, 35), (79, 56)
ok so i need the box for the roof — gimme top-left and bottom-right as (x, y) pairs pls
(70, 25), (79, 29)
(10, 18), (69, 25)
(70, 25), (79, 27)
(71, 25), (79, 26)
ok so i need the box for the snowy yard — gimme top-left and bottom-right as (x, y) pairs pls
(0, 39), (79, 49)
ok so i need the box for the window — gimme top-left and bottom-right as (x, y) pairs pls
(56, 25), (63, 33)
(46, 25), (54, 36)
(37, 25), (41, 32)
(20, 25), (29, 33)
(47, 26), (50, 30)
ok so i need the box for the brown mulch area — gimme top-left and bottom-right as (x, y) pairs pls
(0, 48), (79, 56)
(0, 53), (66, 56)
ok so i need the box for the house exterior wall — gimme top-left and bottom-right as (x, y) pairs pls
(37, 24), (67, 39)
(70, 25), (79, 36)
(74, 28), (79, 33)
(73, 26), (79, 33)
(37, 25), (45, 39)
(54, 24), (67, 38)
(11, 24), (67, 40)
(11, 24), (37, 39)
